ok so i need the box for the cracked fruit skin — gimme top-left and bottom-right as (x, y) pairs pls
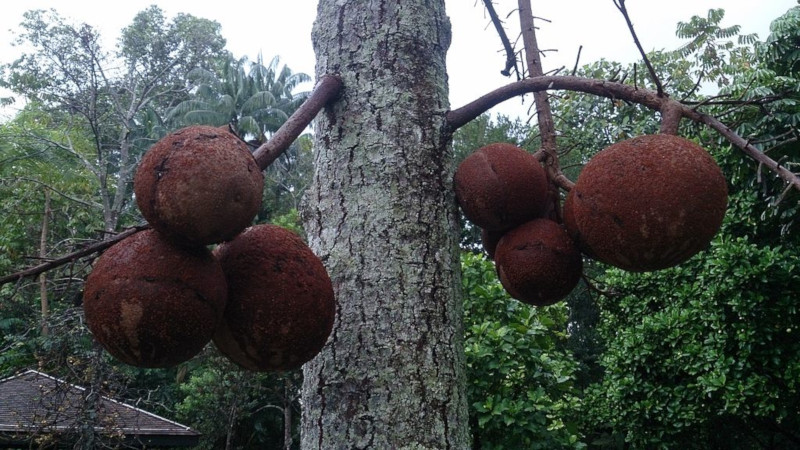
(494, 219), (583, 306)
(83, 229), (228, 368)
(566, 134), (728, 272)
(134, 125), (264, 246)
(454, 143), (548, 231)
(213, 224), (335, 372)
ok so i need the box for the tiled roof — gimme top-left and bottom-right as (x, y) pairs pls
(0, 369), (199, 447)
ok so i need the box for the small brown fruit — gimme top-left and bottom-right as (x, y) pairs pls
(494, 219), (583, 306)
(83, 229), (227, 368)
(454, 143), (548, 231)
(213, 224), (335, 372)
(569, 134), (728, 271)
(134, 125), (264, 246)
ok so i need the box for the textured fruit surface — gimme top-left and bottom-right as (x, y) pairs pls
(569, 134), (728, 271)
(83, 229), (227, 367)
(494, 219), (583, 307)
(213, 224), (335, 372)
(134, 125), (264, 246)
(454, 143), (548, 231)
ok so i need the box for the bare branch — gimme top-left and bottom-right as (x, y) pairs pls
(571, 46), (583, 76)
(613, 0), (665, 97)
(482, 0), (518, 77)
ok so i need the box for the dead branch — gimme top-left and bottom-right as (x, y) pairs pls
(482, 0), (518, 77)
(613, 0), (665, 97)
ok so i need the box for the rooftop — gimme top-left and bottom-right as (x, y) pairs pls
(0, 369), (199, 448)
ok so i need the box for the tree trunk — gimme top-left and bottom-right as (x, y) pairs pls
(301, 1), (469, 448)
(39, 190), (51, 337)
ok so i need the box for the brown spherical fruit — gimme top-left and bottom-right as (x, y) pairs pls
(454, 143), (549, 231)
(213, 224), (335, 372)
(494, 219), (583, 307)
(83, 229), (227, 368)
(134, 125), (264, 246)
(569, 134), (728, 271)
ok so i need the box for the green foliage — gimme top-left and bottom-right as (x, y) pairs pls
(581, 197), (800, 447)
(175, 353), (299, 450)
(168, 55), (310, 143)
(462, 252), (585, 449)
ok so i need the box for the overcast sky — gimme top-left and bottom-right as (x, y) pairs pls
(0, 0), (796, 120)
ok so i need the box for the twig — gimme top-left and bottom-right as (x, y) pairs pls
(0, 225), (149, 287)
(481, 0), (518, 77)
(613, 0), (665, 97)
(253, 74), (344, 170)
(571, 46), (583, 76)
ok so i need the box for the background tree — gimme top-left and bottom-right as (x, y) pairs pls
(1, 6), (227, 233)
(167, 55), (310, 144)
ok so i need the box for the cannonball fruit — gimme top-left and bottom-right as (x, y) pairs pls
(568, 134), (728, 272)
(454, 143), (548, 231)
(213, 224), (335, 372)
(83, 230), (227, 368)
(494, 219), (583, 307)
(134, 125), (264, 246)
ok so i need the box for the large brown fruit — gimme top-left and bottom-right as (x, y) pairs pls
(134, 125), (264, 246)
(494, 219), (583, 307)
(83, 229), (227, 368)
(454, 143), (548, 231)
(213, 224), (335, 372)
(569, 134), (728, 271)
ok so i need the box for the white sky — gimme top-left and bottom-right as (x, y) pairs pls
(0, 0), (796, 120)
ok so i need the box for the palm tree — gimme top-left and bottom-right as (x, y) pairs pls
(167, 55), (311, 145)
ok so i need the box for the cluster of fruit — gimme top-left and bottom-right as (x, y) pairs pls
(454, 134), (728, 306)
(82, 125), (335, 371)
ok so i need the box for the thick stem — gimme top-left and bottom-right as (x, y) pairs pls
(253, 75), (343, 170)
(659, 100), (683, 135)
(39, 190), (51, 338)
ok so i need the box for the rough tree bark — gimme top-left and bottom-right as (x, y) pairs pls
(301, 1), (469, 448)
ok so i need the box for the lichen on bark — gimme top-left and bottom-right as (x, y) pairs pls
(301, 1), (469, 448)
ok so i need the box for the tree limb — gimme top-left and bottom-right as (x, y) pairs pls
(446, 75), (800, 192)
